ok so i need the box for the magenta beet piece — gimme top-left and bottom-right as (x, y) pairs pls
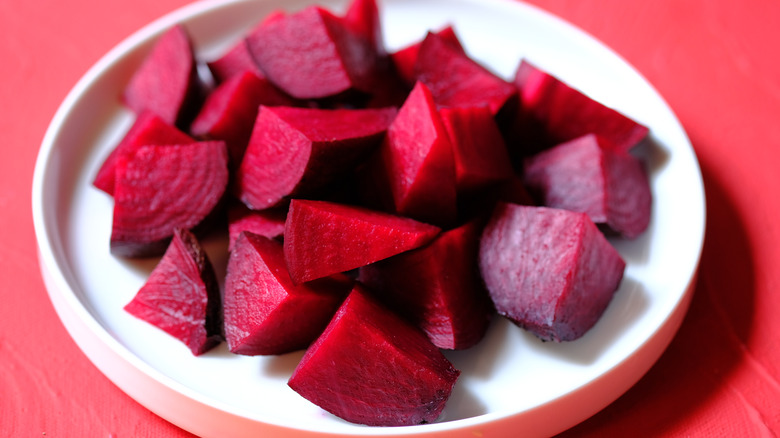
(283, 199), (440, 284)
(524, 134), (652, 239)
(124, 228), (222, 355)
(111, 141), (229, 257)
(391, 26), (465, 85)
(479, 203), (626, 342)
(288, 284), (460, 426)
(359, 220), (492, 350)
(207, 39), (265, 84)
(227, 202), (286, 251)
(343, 0), (385, 56)
(93, 111), (194, 195)
(235, 105), (396, 210)
(122, 25), (202, 128)
(224, 232), (351, 355)
(512, 59), (649, 155)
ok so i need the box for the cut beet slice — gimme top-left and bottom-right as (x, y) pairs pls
(124, 228), (222, 355)
(111, 141), (228, 257)
(343, 0), (385, 57)
(190, 70), (296, 167)
(122, 24), (202, 128)
(283, 199), (440, 284)
(223, 232), (351, 355)
(235, 105), (396, 210)
(288, 284), (460, 426)
(479, 203), (626, 342)
(93, 111), (195, 195)
(523, 134), (652, 239)
(512, 59), (649, 156)
(206, 39), (265, 84)
(391, 25), (465, 85)
(359, 220), (493, 350)
(227, 202), (286, 251)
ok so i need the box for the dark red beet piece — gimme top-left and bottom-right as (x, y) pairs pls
(479, 203), (626, 342)
(223, 232), (351, 355)
(122, 25), (202, 128)
(391, 26), (465, 85)
(288, 284), (460, 426)
(343, 0), (385, 56)
(206, 39), (265, 84)
(124, 228), (222, 355)
(227, 202), (286, 251)
(235, 105), (396, 210)
(283, 199), (440, 284)
(359, 220), (492, 350)
(512, 59), (649, 156)
(93, 111), (194, 195)
(523, 134), (652, 239)
(111, 141), (228, 257)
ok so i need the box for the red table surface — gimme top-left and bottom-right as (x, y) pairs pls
(3, 0), (779, 436)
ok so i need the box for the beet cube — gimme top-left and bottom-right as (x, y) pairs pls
(227, 202), (286, 251)
(391, 26), (465, 85)
(111, 141), (228, 257)
(359, 220), (493, 350)
(223, 232), (351, 355)
(343, 0), (385, 56)
(288, 284), (460, 426)
(124, 228), (222, 355)
(122, 25), (202, 128)
(479, 203), (626, 342)
(523, 134), (652, 239)
(93, 111), (194, 195)
(283, 199), (440, 284)
(206, 39), (265, 84)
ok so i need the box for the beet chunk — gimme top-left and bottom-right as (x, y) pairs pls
(224, 232), (351, 355)
(122, 25), (202, 128)
(111, 141), (228, 257)
(391, 25), (465, 86)
(479, 203), (626, 342)
(124, 228), (222, 355)
(523, 134), (652, 239)
(227, 202), (286, 251)
(288, 284), (460, 426)
(206, 39), (264, 84)
(283, 199), (440, 284)
(343, 0), (385, 56)
(359, 220), (493, 350)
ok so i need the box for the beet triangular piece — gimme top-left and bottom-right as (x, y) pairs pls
(227, 202), (286, 251)
(93, 111), (195, 195)
(288, 284), (460, 426)
(122, 25), (202, 128)
(523, 134), (652, 238)
(124, 228), (222, 355)
(359, 220), (493, 349)
(479, 203), (626, 342)
(343, 0), (385, 57)
(391, 25), (465, 85)
(511, 59), (649, 156)
(207, 39), (265, 84)
(235, 105), (396, 210)
(283, 199), (440, 284)
(224, 232), (351, 355)
(111, 141), (228, 257)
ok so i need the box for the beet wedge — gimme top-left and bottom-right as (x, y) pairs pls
(391, 25), (465, 86)
(283, 199), (441, 284)
(207, 39), (265, 84)
(343, 0), (385, 57)
(288, 284), (460, 426)
(523, 134), (652, 239)
(227, 202), (286, 251)
(124, 228), (222, 355)
(479, 203), (626, 342)
(359, 220), (493, 350)
(93, 111), (195, 195)
(224, 232), (351, 355)
(111, 140), (228, 257)
(122, 24), (202, 128)
(235, 105), (396, 210)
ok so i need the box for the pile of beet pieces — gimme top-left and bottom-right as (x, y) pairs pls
(98, 0), (652, 427)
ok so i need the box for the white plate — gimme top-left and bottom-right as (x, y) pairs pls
(32, 0), (706, 436)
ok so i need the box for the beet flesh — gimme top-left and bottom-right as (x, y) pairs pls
(227, 202), (286, 251)
(391, 25), (465, 86)
(288, 284), (460, 426)
(206, 39), (265, 84)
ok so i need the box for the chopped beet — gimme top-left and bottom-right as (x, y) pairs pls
(283, 199), (440, 284)
(124, 228), (222, 355)
(223, 232), (351, 355)
(343, 0), (385, 56)
(122, 25), (202, 128)
(391, 25), (465, 85)
(523, 134), (652, 239)
(206, 39), (265, 84)
(235, 105), (396, 210)
(288, 284), (460, 426)
(359, 220), (493, 349)
(227, 202), (286, 251)
(93, 111), (194, 195)
(479, 203), (626, 342)
(110, 141), (228, 257)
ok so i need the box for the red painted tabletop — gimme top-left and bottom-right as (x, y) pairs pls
(4, 0), (779, 436)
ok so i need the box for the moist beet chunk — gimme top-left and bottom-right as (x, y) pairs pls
(124, 228), (222, 355)
(206, 39), (265, 84)
(227, 202), (286, 251)
(391, 25), (465, 86)
(288, 284), (460, 426)
(479, 203), (626, 342)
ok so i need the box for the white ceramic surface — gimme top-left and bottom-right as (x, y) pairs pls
(32, 0), (706, 437)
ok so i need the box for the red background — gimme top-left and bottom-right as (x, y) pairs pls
(3, 0), (779, 436)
